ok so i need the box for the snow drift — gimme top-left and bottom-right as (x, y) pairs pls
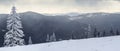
(0, 36), (120, 51)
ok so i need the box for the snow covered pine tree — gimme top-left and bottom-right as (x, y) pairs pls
(50, 32), (56, 42)
(4, 6), (25, 47)
(46, 34), (50, 42)
(28, 36), (32, 44)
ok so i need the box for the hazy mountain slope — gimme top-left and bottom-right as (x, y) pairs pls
(0, 12), (87, 47)
(0, 12), (120, 47)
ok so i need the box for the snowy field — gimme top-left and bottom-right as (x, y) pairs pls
(0, 36), (120, 51)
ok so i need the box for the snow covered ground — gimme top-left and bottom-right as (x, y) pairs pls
(0, 36), (120, 51)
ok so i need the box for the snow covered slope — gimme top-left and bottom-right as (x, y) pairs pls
(0, 36), (120, 51)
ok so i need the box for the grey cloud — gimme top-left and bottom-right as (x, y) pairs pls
(0, 0), (16, 5)
(114, 0), (120, 2)
(75, 0), (103, 6)
(38, 0), (64, 5)
(37, 0), (105, 7)
(115, 0), (120, 1)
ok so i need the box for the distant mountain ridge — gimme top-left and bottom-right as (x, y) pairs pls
(0, 11), (120, 47)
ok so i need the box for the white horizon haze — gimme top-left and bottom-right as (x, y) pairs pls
(0, 0), (120, 14)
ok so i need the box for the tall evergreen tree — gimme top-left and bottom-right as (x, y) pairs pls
(97, 32), (101, 37)
(70, 31), (74, 39)
(93, 27), (97, 37)
(87, 24), (92, 38)
(102, 30), (106, 37)
(109, 27), (114, 36)
(116, 29), (119, 35)
(50, 32), (56, 42)
(28, 36), (32, 44)
(46, 34), (50, 42)
(4, 6), (25, 47)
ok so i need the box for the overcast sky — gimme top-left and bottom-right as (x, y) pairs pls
(0, 0), (120, 14)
